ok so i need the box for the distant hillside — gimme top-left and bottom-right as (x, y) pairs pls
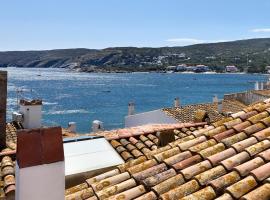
(1, 38), (270, 73)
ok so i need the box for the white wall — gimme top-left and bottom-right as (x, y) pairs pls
(15, 161), (65, 200)
(19, 105), (42, 129)
(125, 109), (178, 127)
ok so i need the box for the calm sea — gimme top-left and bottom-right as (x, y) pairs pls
(1, 67), (267, 133)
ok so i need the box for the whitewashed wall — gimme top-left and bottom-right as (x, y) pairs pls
(125, 109), (178, 127)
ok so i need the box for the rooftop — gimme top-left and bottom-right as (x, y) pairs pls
(65, 99), (270, 200)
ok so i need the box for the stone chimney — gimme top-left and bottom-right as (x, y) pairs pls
(0, 71), (7, 149)
(128, 102), (135, 115)
(174, 97), (180, 108)
(16, 127), (65, 200)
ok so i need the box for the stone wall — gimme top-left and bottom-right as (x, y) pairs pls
(163, 102), (224, 123)
(0, 71), (7, 149)
(224, 90), (269, 105)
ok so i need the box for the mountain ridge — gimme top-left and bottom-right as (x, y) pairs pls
(1, 38), (270, 73)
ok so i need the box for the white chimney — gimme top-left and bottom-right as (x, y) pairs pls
(174, 97), (180, 108)
(68, 122), (76, 133)
(19, 99), (42, 129)
(16, 127), (65, 200)
(92, 120), (104, 133)
(213, 95), (218, 103)
(255, 81), (259, 90)
(128, 102), (135, 115)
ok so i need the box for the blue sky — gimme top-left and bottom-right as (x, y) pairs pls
(1, 0), (270, 50)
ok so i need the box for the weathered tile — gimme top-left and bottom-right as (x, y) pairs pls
(180, 186), (216, 200)
(213, 129), (236, 142)
(96, 178), (136, 200)
(106, 185), (146, 200)
(209, 171), (241, 193)
(178, 136), (207, 151)
(127, 159), (158, 174)
(133, 191), (157, 200)
(250, 162), (270, 181)
(199, 143), (226, 158)
(152, 174), (185, 195)
(142, 168), (176, 187)
(232, 137), (258, 153)
(221, 151), (250, 170)
(225, 176), (257, 199)
(180, 160), (212, 180)
(163, 151), (192, 166)
(241, 183), (270, 200)
(172, 155), (202, 171)
(234, 157), (265, 177)
(221, 132), (247, 147)
(244, 140), (270, 156)
(194, 165), (227, 186)
(132, 163), (167, 182)
(160, 180), (200, 200)
(207, 148), (236, 166)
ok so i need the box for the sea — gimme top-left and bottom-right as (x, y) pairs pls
(1, 67), (268, 133)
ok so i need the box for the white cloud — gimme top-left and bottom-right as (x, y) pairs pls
(165, 38), (228, 46)
(251, 28), (270, 33)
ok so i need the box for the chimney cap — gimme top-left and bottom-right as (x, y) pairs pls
(20, 99), (42, 106)
(16, 127), (64, 168)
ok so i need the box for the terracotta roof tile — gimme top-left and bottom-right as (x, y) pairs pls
(209, 171), (241, 194)
(238, 111), (258, 121)
(224, 118), (242, 129)
(127, 159), (157, 174)
(207, 148), (236, 166)
(215, 193), (234, 200)
(132, 163), (167, 182)
(160, 180), (200, 200)
(152, 173), (185, 195)
(221, 151), (250, 170)
(65, 188), (95, 200)
(232, 121), (252, 132)
(232, 137), (258, 153)
(250, 162), (270, 181)
(106, 185), (146, 200)
(247, 111), (269, 124)
(244, 140), (270, 156)
(194, 165), (227, 186)
(65, 100), (270, 200)
(234, 157), (265, 177)
(153, 147), (180, 162)
(213, 129), (236, 142)
(221, 132), (248, 147)
(142, 168), (176, 187)
(173, 155), (202, 171)
(134, 191), (157, 200)
(257, 148), (270, 161)
(180, 160), (212, 180)
(91, 172), (130, 192)
(189, 139), (217, 153)
(163, 151), (192, 166)
(241, 183), (270, 200)
(180, 136), (207, 151)
(180, 186), (216, 200)
(199, 143), (226, 159)
(95, 178), (136, 200)
(225, 176), (258, 199)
